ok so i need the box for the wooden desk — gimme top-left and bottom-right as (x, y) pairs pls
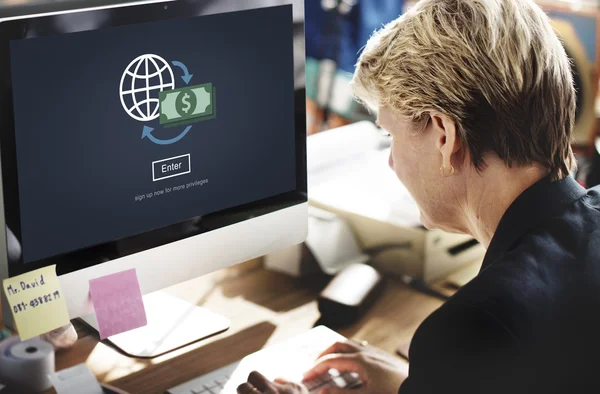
(43, 262), (443, 394)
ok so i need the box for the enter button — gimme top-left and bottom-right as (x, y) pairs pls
(152, 154), (191, 182)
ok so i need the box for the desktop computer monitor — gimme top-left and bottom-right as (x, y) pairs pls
(0, 0), (307, 356)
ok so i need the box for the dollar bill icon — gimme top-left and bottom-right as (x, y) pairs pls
(159, 83), (215, 127)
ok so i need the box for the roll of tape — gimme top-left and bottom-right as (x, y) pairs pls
(0, 336), (55, 391)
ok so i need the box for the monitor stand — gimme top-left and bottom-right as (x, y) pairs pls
(79, 291), (230, 358)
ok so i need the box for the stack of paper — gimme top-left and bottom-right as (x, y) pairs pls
(308, 121), (422, 228)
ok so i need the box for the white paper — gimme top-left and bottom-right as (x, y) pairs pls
(48, 364), (103, 394)
(308, 122), (422, 227)
(307, 120), (387, 173)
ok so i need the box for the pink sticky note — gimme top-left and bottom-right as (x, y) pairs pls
(89, 269), (147, 339)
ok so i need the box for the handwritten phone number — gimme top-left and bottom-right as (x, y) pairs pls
(12, 290), (61, 314)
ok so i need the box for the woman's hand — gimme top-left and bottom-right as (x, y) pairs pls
(302, 340), (409, 394)
(238, 340), (408, 394)
(237, 371), (309, 394)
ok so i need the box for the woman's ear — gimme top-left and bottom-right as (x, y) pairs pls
(430, 113), (461, 172)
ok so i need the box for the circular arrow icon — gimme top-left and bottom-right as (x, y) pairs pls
(142, 125), (193, 145)
(121, 55), (215, 146)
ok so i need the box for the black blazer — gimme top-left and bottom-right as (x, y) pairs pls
(399, 176), (600, 394)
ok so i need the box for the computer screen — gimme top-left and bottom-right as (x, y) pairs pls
(0, 0), (307, 279)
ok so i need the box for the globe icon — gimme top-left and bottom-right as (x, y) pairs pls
(120, 54), (175, 122)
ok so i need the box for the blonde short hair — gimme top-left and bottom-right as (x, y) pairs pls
(352, 0), (576, 180)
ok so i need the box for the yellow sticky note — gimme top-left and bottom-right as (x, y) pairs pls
(2, 265), (70, 340)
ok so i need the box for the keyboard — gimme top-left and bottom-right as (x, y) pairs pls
(166, 326), (362, 394)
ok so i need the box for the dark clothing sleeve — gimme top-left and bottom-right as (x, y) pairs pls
(399, 304), (522, 394)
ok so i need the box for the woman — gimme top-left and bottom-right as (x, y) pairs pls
(239, 0), (600, 393)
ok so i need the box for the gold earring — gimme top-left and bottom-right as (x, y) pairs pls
(440, 165), (454, 177)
